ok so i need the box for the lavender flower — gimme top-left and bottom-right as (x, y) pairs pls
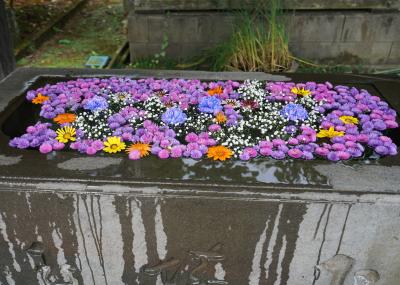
(198, 97), (222, 113)
(280, 103), (309, 121)
(84, 96), (108, 112)
(162, 107), (187, 125)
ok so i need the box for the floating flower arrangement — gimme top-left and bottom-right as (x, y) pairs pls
(9, 77), (398, 161)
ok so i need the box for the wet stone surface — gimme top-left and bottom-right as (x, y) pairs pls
(0, 191), (399, 284)
(0, 155), (21, 166)
(58, 157), (123, 171)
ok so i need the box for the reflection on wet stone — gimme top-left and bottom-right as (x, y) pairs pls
(354, 270), (380, 285)
(36, 264), (78, 285)
(57, 157), (123, 171)
(26, 241), (79, 285)
(0, 265), (13, 284)
(121, 157), (329, 186)
(315, 254), (354, 285)
(26, 241), (46, 269)
(143, 243), (227, 285)
(0, 155), (21, 166)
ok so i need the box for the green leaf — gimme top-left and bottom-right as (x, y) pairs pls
(58, 39), (72, 45)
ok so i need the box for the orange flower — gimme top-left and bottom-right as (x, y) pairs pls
(126, 143), (151, 158)
(207, 86), (223, 96)
(32, 93), (49, 104)
(53, 113), (76, 124)
(207, 146), (233, 161)
(215, 112), (227, 124)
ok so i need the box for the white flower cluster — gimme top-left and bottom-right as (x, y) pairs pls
(212, 104), (287, 156)
(142, 96), (166, 122)
(293, 95), (324, 131)
(178, 107), (212, 136)
(238, 80), (269, 106)
(72, 109), (113, 139)
(246, 102), (287, 137)
(208, 80), (325, 155)
(109, 92), (131, 107)
(214, 123), (255, 156)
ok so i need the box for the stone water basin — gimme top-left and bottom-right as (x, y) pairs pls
(0, 68), (399, 285)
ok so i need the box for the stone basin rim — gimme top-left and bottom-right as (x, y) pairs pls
(0, 68), (399, 194)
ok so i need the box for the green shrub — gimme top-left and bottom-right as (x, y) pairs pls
(211, 0), (292, 72)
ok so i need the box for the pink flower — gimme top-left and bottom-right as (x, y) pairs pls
(158, 149), (170, 159)
(260, 147), (272, 156)
(337, 151), (351, 160)
(208, 124), (221, 132)
(160, 139), (170, 148)
(335, 126), (346, 132)
(259, 141), (273, 149)
(53, 142), (65, 151)
(39, 143), (53, 154)
(243, 147), (257, 158)
(356, 134), (369, 143)
(343, 135), (357, 142)
(272, 139), (286, 147)
(185, 133), (198, 143)
(86, 147), (97, 155)
(296, 135), (310, 144)
(26, 126), (37, 133)
(206, 139), (217, 146)
(92, 140), (104, 151)
(315, 147), (329, 157)
(288, 148), (303, 159)
(129, 150), (141, 160)
(379, 136), (391, 143)
(70, 142), (81, 150)
(332, 143), (345, 151)
(186, 143), (199, 151)
(385, 120), (398, 128)
(321, 121), (333, 129)
(122, 132), (133, 141)
(170, 146), (183, 158)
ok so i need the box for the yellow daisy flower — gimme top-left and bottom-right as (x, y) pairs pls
(103, 136), (126, 153)
(207, 146), (233, 161)
(340, 115), (359, 125)
(317, 127), (344, 139)
(56, 126), (76, 143)
(291, 87), (311, 96)
(126, 143), (151, 157)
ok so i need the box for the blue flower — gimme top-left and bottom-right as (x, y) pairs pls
(162, 107), (187, 125)
(84, 96), (108, 112)
(198, 97), (222, 114)
(280, 103), (309, 121)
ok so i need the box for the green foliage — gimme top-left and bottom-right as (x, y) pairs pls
(58, 39), (72, 45)
(296, 61), (379, 74)
(207, 0), (292, 72)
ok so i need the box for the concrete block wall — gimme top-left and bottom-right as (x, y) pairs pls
(286, 12), (399, 64)
(128, 12), (235, 60)
(127, 2), (400, 65)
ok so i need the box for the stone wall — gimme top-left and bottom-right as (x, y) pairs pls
(126, 0), (400, 65)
